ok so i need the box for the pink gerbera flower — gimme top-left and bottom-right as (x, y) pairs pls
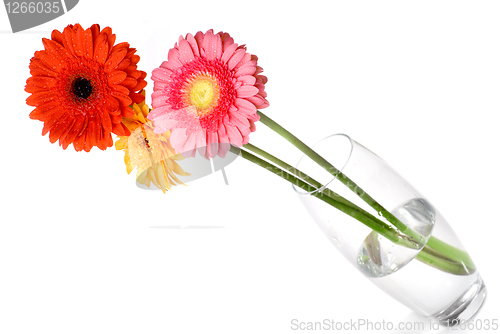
(148, 29), (269, 158)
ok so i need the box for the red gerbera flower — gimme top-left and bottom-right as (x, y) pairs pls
(25, 24), (147, 152)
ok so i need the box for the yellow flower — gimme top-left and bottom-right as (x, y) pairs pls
(115, 95), (189, 193)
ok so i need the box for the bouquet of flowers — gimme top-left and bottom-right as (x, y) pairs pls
(25, 23), (485, 325)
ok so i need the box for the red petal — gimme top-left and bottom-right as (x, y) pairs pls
(116, 59), (131, 71)
(73, 132), (86, 151)
(29, 102), (60, 120)
(26, 91), (58, 106)
(105, 49), (127, 71)
(130, 92), (145, 104)
(132, 80), (147, 92)
(87, 117), (98, 148)
(82, 28), (94, 59)
(29, 59), (58, 77)
(110, 42), (129, 54)
(96, 131), (113, 150)
(26, 76), (57, 89)
(62, 116), (85, 148)
(125, 64), (138, 73)
(42, 38), (71, 62)
(61, 26), (77, 56)
(59, 117), (77, 149)
(25, 86), (47, 94)
(49, 115), (72, 143)
(50, 29), (64, 45)
(99, 110), (113, 132)
(108, 34), (116, 51)
(73, 26), (85, 57)
(90, 24), (100, 42)
(128, 70), (142, 80)
(111, 91), (132, 107)
(104, 96), (120, 113)
(41, 108), (66, 135)
(37, 47), (62, 68)
(83, 132), (92, 152)
(126, 48), (136, 59)
(108, 70), (127, 85)
(121, 77), (138, 89)
(112, 122), (130, 136)
(110, 84), (129, 96)
(101, 27), (112, 38)
(130, 55), (140, 64)
(121, 106), (134, 118)
(93, 33), (109, 64)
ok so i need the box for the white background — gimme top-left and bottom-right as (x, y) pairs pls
(1, 1), (499, 333)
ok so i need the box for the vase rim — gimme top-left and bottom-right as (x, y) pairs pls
(292, 133), (354, 196)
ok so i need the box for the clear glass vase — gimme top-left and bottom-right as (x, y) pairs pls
(292, 134), (486, 325)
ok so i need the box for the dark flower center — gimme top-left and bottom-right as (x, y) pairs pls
(71, 77), (93, 100)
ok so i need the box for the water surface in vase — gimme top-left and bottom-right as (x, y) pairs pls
(357, 198), (436, 278)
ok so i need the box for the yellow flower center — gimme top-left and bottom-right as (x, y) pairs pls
(187, 78), (219, 115)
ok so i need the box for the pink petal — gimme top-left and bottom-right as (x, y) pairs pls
(186, 33), (200, 57)
(154, 81), (168, 92)
(194, 31), (205, 57)
(169, 128), (188, 152)
(195, 129), (207, 157)
(217, 123), (229, 144)
(241, 133), (250, 145)
(184, 131), (198, 153)
(235, 62), (257, 77)
(229, 111), (251, 137)
(160, 61), (170, 69)
(151, 91), (169, 108)
(202, 30), (222, 61)
(178, 38), (195, 64)
(246, 95), (270, 109)
(235, 98), (257, 115)
(152, 67), (172, 83)
(221, 43), (239, 64)
(206, 131), (218, 158)
(148, 105), (170, 120)
(247, 112), (260, 122)
(218, 143), (230, 158)
(234, 53), (252, 70)
(257, 74), (268, 84)
(239, 126), (251, 137)
(236, 86), (259, 98)
(183, 148), (197, 158)
(237, 75), (256, 85)
(227, 49), (246, 70)
(167, 48), (182, 69)
(249, 120), (257, 132)
(256, 84), (267, 97)
(217, 124), (231, 158)
(226, 124), (243, 147)
(149, 114), (177, 134)
(218, 32), (235, 51)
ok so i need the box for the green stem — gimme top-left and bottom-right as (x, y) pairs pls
(243, 143), (323, 189)
(232, 146), (419, 249)
(241, 141), (476, 275)
(426, 236), (476, 273)
(244, 143), (374, 218)
(416, 246), (472, 276)
(257, 111), (425, 247)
